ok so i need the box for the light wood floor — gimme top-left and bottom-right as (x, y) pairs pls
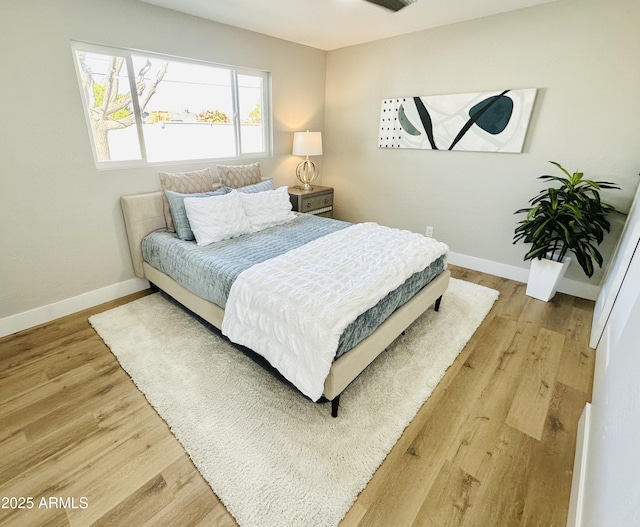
(0, 266), (595, 527)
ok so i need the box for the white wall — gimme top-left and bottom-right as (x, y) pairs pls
(573, 239), (640, 526)
(3, 0), (640, 336)
(567, 178), (640, 525)
(323, 0), (640, 291)
(0, 0), (326, 334)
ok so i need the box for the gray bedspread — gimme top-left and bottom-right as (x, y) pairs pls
(142, 213), (349, 308)
(336, 255), (445, 357)
(142, 213), (446, 358)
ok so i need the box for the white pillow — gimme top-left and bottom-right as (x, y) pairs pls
(184, 190), (251, 246)
(239, 186), (296, 232)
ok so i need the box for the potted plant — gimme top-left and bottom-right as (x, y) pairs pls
(513, 161), (620, 301)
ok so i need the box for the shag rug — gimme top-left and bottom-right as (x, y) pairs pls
(89, 277), (498, 527)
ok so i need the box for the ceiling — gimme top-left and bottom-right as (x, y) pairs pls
(139, 0), (558, 51)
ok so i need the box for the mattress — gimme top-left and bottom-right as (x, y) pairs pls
(141, 213), (446, 358)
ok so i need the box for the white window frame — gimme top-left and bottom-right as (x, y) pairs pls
(71, 41), (272, 170)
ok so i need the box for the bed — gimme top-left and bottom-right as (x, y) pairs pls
(120, 180), (450, 417)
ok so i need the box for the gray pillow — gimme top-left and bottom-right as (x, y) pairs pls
(165, 188), (229, 241)
(158, 167), (219, 232)
(224, 178), (274, 194)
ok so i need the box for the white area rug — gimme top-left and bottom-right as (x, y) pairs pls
(89, 278), (498, 527)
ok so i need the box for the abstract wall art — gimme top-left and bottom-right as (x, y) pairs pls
(378, 88), (537, 153)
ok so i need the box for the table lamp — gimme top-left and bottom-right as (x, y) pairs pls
(292, 131), (322, 190)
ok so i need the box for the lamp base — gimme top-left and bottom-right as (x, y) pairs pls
(296, 159), (318, 191)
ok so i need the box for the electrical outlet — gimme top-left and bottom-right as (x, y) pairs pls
(425, 226), (434, 237)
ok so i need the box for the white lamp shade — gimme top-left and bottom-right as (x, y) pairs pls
(292, 131), (323, 156)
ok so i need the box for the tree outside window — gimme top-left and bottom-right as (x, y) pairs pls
(72, 43), (270, 168)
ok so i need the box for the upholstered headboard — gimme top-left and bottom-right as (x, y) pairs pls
(121, 170), (269, 278)
(121, 191), (166, 278)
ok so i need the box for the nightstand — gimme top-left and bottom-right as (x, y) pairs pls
(288, 185), (334, 218)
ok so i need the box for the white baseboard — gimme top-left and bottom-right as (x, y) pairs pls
(448, 252), (600, 301)
(0, 278), (150, 338)
(566, 403), (591, 527)
(1, 251), (600, 339)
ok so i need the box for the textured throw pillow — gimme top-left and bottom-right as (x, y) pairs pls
(165, 188), (229, 241)
(239, 186), (296, 232)
(225, 178), (274, 194)
(216, 163), (262, 188)
(184, 190), (251, 246)
(159, 167), (219, 232)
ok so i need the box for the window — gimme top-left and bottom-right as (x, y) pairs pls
(71, 42), (271, 168)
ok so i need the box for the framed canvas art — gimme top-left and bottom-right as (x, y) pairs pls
(378, 88), (537, 153)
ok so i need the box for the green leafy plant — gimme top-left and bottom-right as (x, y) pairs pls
(513, 161), (620, 278)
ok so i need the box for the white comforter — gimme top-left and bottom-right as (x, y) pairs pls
(221, 222), (449, 401)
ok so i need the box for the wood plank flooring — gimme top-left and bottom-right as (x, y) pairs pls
(0, 266), (595, 526)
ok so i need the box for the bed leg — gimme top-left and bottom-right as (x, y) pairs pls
(331, 396), (340, 418)
(434, 295), (442, 312)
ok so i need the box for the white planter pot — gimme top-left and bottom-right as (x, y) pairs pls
(526, 257), (571, 301)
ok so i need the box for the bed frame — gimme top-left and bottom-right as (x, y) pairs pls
(121, 191), (450, 417)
